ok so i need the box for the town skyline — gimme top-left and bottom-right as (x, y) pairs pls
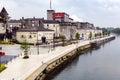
(0, 0), (120, 28)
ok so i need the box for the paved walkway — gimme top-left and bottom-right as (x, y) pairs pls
(0, 35), (114, 80)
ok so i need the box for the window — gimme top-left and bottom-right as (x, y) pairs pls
(21, 35), (24, 38)
(29, 35), (32, 38)
(47, 24), (49, 29)
(32, 24), (35, 26)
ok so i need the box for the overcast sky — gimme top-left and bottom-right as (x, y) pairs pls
(0, 0), (120, 28)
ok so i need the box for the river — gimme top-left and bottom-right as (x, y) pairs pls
(52, 35), (120, 80)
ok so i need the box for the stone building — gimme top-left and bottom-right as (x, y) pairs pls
(16, 27), (54, 44)
(43, 20), (60, 38)
(76, 22), (102, 40)
(60, 22), (77, 40)
(47, 10), (73, 22)
(20, 17), (44, 29)
(8, 20), (21, 28)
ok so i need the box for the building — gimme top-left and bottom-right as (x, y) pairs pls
(16, 27), (54, 44)
(76, 22), (102, 40)
(20, 17), (44, 29)
(60, 22), (77, 40)
(47, 10), (55, 20)
(8, 20), (21, 31)
(47, 10), (73, 22)
(43, 20), (60, 38)
(8, 20), (21, 28)
(0, 22), (5, 34)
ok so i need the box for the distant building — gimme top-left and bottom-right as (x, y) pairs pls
(47, 10), (55, 20)
(8, 20), (21, 28)
(20, 17), (44, 29)
(7, 9), (103, 43)
(47, 10), (73, 22)
(76, 22), (102, 40)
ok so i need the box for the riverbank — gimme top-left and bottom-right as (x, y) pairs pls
(0, 35), (115, 80)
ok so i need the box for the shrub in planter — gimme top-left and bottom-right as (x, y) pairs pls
(23, 49), (29, 59)
(20, 41), (30, 59)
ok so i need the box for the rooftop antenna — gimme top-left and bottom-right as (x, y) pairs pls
(50, 0), (52, 9)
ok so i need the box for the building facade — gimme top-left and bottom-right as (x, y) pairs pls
(43, 20), (60, 38)
(76, 22), (103, 40)
(47, 10), (55, 20)
(47, 10), (73, 22)
(16, 27), (54, 44)
(60, 22), (77, 40)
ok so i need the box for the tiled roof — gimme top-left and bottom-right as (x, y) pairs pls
(43, 20), (59, 24)
(9, 20), (20, 23)
(17, 27), (54, 32)
(23, 18), (44, 21)
(0, 7), (8, 18)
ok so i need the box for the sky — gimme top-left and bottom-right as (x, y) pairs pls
(0, 0), (120, 28)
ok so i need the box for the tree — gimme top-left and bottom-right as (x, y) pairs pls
(89, 32), (92, 40)
(60, 35), (66, 46)
(75, 32), (80, 43)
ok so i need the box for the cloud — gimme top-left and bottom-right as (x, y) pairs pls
(0, 0), (120, 27)
(71, 15), (83, 22)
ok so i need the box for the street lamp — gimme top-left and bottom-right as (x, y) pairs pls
(37, 28), (39, 55)
(0, 47), (2, 67)
(53, 33), (55, 49)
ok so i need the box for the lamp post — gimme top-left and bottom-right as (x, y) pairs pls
(36, 28), (39, 55)
(0, 47), (2, 67)
(53, 33), (55, 49)
(37, 29), (39, 55)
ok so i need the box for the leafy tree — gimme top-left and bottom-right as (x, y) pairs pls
(75, 32), (80, 43)
(102, 29), (109, 36)
(89, 32), (92, 40)
(60, 35), (66, 46)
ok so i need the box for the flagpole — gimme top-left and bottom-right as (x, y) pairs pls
(50, 0), (52, 9)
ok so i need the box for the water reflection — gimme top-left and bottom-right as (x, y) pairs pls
(53, 35), (120, 80)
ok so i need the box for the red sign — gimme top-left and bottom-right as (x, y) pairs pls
(0, 52), (5, 56)
(53, 13), (64, 18)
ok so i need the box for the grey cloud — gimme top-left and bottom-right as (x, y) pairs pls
(0, 0), (120, 27)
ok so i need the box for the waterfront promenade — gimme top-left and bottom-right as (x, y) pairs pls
(0, 35), (114, 80)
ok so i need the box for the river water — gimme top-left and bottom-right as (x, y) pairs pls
(53, 35), (120, 80)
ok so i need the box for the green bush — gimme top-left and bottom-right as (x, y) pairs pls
(0, 41), (14, 45)
(0, 64), (6, 72)
(20, 42), (30, 50)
